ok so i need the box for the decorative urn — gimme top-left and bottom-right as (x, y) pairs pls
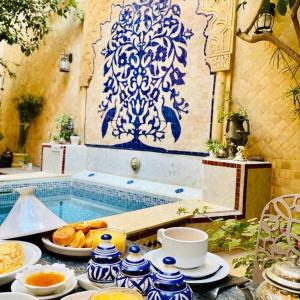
(147, 256), (193, 300)
(86, 234), (121, 287)
(256, 258), (300, 300)
(116, 245), (153, 296)
(225, 113), (250, 155)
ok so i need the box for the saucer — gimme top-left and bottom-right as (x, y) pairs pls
(11, 276), (78, 300)
(77, 273), (102, 291)
(144, 249), (229, 285)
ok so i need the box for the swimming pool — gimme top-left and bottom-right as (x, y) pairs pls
(0, 177), (172, 224)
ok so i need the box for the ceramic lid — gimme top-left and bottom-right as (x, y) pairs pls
(91, 234), (121, 263)
(119, 245), (151, 275)
(153, 257), (186, 289)
(267, 258), (300, 290)
(0, 187), (66, 239)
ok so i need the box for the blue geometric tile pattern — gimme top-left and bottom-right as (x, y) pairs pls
(99, 0), (194, 150)
(0, 178), (172, 224)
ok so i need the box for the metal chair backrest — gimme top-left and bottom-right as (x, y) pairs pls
(253, 194), (300, 284)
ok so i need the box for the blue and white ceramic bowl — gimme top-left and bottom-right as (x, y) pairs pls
(86, 234), (121, 287)
(147, 256), (193, 300)
(116, 245), (153, 295)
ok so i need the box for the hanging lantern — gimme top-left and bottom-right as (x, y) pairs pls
(255, 3), (275, 34)
(59, 53), (73, 72)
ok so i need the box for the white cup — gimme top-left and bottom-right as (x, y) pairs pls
(157, 227), (208, 269)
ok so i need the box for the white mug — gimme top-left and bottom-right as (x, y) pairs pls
(157, 227), (208, 269)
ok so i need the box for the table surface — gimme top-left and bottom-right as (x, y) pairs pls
(0, 235), (257, 299)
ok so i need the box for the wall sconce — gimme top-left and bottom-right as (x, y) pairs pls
(255, 3), (275, 34)
(59, 53), (73, 72)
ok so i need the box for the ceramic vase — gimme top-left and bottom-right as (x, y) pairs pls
(86, 234), (121, 287)
(116, 245), (153, 296)
(147, 256), (193, 300)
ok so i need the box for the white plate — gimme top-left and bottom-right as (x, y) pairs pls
(144, 249), (230, 285)
(42, 236), (92, 257)
(61, 290), (99, 300)
(144, 249), (220, 278)
(0, 241), (42, 286)
(11, 276), (78, 300)
(77, 274), (102, 291)
(0, 292), (38, 300)
(263, 270), (300, 295)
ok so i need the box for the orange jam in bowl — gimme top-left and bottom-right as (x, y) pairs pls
(90, 288), (143, 300)
(25, 272), (65, 287)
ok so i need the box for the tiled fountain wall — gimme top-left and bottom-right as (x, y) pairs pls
(85, 0), (215, 155)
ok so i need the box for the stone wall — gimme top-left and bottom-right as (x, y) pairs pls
(0, 1), (299, 197)
(232, 3), (300, 197)
(0, 10), (83, 165)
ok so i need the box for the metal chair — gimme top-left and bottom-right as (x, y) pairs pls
(253, 194), (300, 284)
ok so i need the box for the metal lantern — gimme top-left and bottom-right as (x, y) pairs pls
(59, 53), (73, 72)
(255, 3), (275, 34)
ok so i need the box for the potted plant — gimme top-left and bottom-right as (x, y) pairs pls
(70, 131), (80, 145)
(22, 155), (32, 171)
(14, 95), (44, 167)
(205, 139), (226, 158)
(55, 113), (74, 144)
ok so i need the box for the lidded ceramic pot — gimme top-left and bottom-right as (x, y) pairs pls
(256, 257), (300, 300)
(147, 257), (193, 300)
(116, 245), (153, 295)
(86, 234), (121, 287)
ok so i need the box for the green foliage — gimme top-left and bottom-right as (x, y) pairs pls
(277, 0), (288, 15)
(16, 95), (44, 124)
(0, 0), (78, 56)
(205, 139), (224, 154)
(232, 254), (255, 279)
(207, 218), (259, 252)
(15, 94), (44, 152)
(21, 155), (30, 165)
(55, 113), (74, 142)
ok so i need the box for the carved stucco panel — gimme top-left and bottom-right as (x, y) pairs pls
(197, 0), (236, 72)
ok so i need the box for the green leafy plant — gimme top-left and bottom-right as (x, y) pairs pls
(21, 155), (31, 165)
(55, 113), (74, 142)
(205, 139), (225, 155)
(0, 0), (80, 77)
(15, 95), (44, 153)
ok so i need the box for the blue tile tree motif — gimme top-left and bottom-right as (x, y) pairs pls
(99, 0), (194, 150)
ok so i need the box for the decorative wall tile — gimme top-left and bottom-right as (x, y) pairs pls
(85, 0), (215, 154)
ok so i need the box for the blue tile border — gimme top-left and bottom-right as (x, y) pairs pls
(0, 178), (172, 213)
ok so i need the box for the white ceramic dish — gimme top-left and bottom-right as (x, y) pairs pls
(77, 274), (102, 291)
(61, 290), (98, 300)
(11, 276), (78, 300)
(0, 292), (38, 300)
(16, 264), (74, 296)
(263, 270), (300, 295)
(42, 236), (92, 257)
(0, 241), (42, 286)
(144, 248), (220, 278)
(0, 187), (66, 240)
(144, 248), (230, 285)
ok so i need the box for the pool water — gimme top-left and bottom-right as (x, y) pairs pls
(0, 179), (171, 224)
(0, 195), (129, 224)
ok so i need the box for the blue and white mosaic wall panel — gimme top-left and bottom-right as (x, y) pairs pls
(85, 0), (215, 154)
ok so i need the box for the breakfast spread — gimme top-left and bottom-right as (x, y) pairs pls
(52, 220), (108, 248)
(0, 242), (24, 275)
